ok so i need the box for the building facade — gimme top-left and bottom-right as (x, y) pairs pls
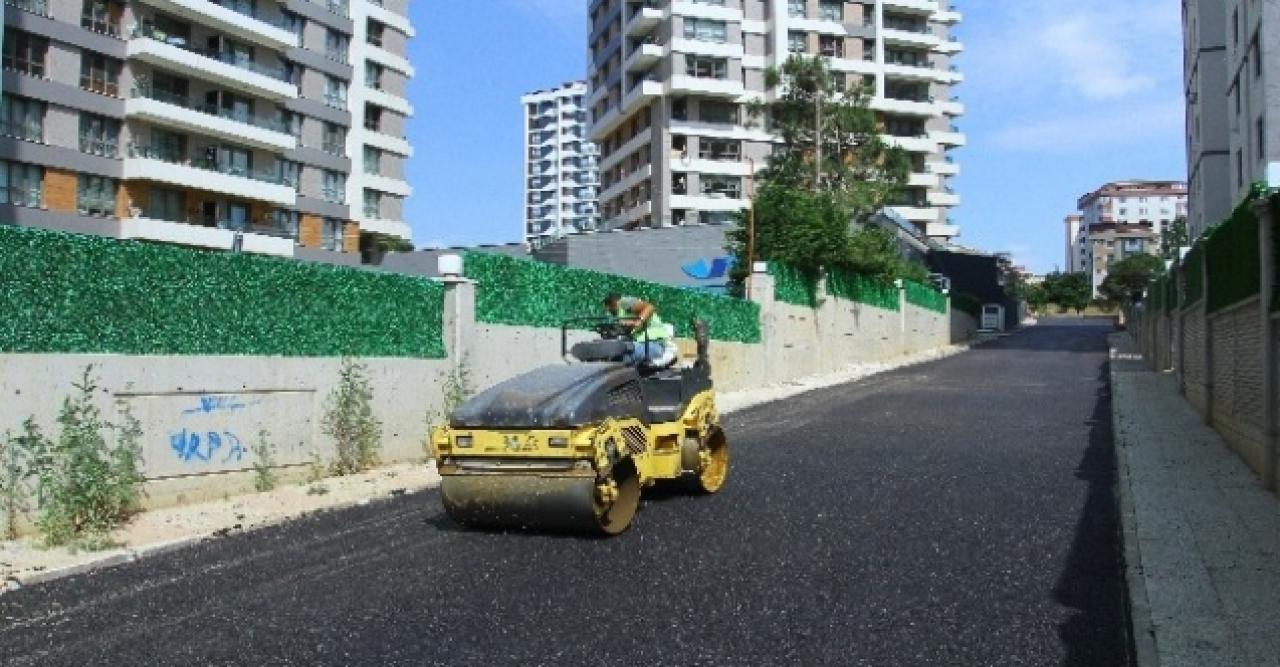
(0, 0), (414, 260)
(522, 81), (600, 246)
(1070, 180), (1187, 296)
(1183, 0), (1280, 238)
(585, 0), (964, 241)
(1063, 213), (1083, 272)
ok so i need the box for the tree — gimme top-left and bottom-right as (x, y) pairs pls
(1161, 217), (1188, 261)
(1025, 283), (1050, 314)
(727, 55), (912, 292)
(1043, 272), (1092, 314)
(1099, 253), (1165, 305)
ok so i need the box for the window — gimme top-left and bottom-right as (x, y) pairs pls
(820, 35), (844, 58)
(281, 10), (304, 40)
(364, 104), (382, 131)
(80, 53), (121, 96)
(683, 18), (726, 43)
(77, 174), (116, 216)
(277, 108), (302, 137)
(278, 159), (301, 189)
(700, 175), (741, 198)
(146, 187), (184, 222)
(698, 138), (740, 160)
(323, 75), (348, 108)
(3, 32), (48, 77)
(322, 122), (345, 153)
(363, 146), (382, 175)
(818, 0), (843, 21)
(1236, 149), (1244, 187)
(672, 98), (687, 121)
(217, 145), (253, 176)
(1254, 40), (1262, 78)
(321, 217), (344, 251)
(365, 61), (384, 90)
(0, 160), (44, 207)
(0, 96), (44, 142)
(1232, 8), (1239, 46)
(787, 0), (805, 18)
(81, 0), (122, 36)
(322, 170), (345, 203)
(363, 189), (381, 218)
(699, 101), (737, 124)
(685, 56), (727, 79)
(325, 28), (349, 63)
(78, 112), (120, 157)
(269, 208), (299, 239)
(788, 31), (807, 54)
(1234, 80), (1241, 116)
(367, 19), (384, 47)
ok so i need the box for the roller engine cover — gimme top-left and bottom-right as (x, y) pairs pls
(450, 363), (646, 429)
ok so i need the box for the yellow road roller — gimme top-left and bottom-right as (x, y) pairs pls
(431, 318), (729, 535)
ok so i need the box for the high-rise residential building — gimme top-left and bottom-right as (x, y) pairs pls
(1183, 0), (1280, 238)
(1070, 180), (1187, 295)
(1064, 213), (1083, 272)
(586, 0), (964, 242)
(522, 80), (600, 245)
(0, 0), (414, 260)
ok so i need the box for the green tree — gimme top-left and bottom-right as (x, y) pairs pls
(1161, 217), (1188, 261)
(1043, 272), (1092, 314)
(1025, 283), (1050, 314)
(727, 55), (912, 292)
(1099, 253), (1165, 304)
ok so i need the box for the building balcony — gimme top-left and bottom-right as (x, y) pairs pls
(625, 4), (664, 36)
(598, 127), (652, 172)
(884, 135), (937, 153)
(120, 216), (296, 256)
(365, 44), (414, 77)
(126, 87), (297, 151)
(873, 97), (936, 117)
(137, 0), (298, 49)
(610, 200), (653, 228)
(359, 217), (411, 240)
(927, 160), (959, 176)
(670, 38), (744, 60)
(366, 1), (414, 37)
(124, 144), (297, 205)
(882, 61), (944, 84)
(362, 129), (412, 157)
(128, 29), (298, 100)
(908, 172), (937, 188)
(924, 222), (960, 239)
(668, 193), (748, 212)
(931, 129), (966, 146)
(881, 28), (941, 49)
(887, 205), (936, 223)
(928, 190), (960, 207)
(667, 76), (744, 98)
(670, 0), (741, 21)
(364, 87), (414, 116)
(883, 0), (937, 12)
(625, 41), (665, 72)
(938, 99), (964, 116)
(685, 158), (754, 177)
(933, 9), (962, 24)
(361, 173), (412, 198)
(599, 164), (652, 202)
(935, 37), (963, 55)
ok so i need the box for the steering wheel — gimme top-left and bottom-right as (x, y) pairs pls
(593, 320), (632, 340)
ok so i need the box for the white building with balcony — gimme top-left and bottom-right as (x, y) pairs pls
(522, 80), (600, 246)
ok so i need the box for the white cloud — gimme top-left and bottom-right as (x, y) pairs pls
(993, 97), (1185, 153)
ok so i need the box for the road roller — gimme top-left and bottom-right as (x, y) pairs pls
(431, 318), (729, 535)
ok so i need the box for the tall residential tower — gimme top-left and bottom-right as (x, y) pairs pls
(522, 80), (600, 246)
(586, 0), (964, 241)
(0, 0), (414, 260)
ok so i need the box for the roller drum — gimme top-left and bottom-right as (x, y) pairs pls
(440, 470), (638, 535)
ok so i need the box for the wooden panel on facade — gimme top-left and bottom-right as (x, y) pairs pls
(44, 168), (78, 213)
(299, 214), (322, 248)
(342, 222), (360, 254)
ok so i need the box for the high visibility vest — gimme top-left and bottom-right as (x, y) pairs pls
(616, 302), (671, 342)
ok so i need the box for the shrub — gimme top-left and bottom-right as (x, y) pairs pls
(252, 430), (278, 493)
(323, 359), (383, 476)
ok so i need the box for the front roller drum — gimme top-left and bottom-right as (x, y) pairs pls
(440, 464), (641, 535)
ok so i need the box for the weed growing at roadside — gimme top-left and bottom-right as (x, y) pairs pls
(252, 430), (277, 493)
(322, 359), (382, 476)
(34, 368), (145, 549)
(306, 452), (327, 484)
(424, 357), (475, 460)
(0, 419), (44, 540)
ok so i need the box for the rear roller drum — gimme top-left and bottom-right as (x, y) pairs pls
(689, 428), (729, 494)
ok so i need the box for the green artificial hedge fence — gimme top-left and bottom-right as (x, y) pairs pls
(1182, 242), (1204, 307)
(462, 251), (761, 344)
(767, 262), (819, 308)
(826, 266), (900, 311)
(1205, 192), (1261, 314)
(0, 225), (447, 357)
(904, 280), (947, 313)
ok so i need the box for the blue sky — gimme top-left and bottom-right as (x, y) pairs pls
(405, 0), (1187, 273)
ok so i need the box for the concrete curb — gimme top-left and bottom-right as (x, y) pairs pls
(1107, 337), (1159, 667)
(0, 483), (437, 596)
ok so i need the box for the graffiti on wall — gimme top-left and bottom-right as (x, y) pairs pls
(169, 395), (260, 465)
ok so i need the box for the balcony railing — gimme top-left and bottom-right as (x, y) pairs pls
(6, 0), (49, 16)
(127, 142), (292, 186)
(131, 24), (291, 82)
(207, 0), (295, 34)
(131, 85), (291, 133)
(306, 0), (348, 17)
(217, 217), (298, 240)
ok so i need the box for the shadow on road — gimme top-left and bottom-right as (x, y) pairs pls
(978, 320), (1118, 354)
(1052, 360), (1132, 667)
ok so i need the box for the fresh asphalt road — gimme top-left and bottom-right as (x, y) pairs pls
(0, 319), (1129, 666)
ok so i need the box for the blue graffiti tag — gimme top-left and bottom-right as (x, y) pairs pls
(182, 395), (259, 416)
(170, 430), (245, 463)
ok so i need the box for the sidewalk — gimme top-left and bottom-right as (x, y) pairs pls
(1109, 333), (1280, 667)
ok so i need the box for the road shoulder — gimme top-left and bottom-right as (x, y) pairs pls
(1109, 333), (1280, 667)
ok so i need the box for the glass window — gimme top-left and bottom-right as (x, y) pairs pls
(322, 122), (345, 153)
(278, 159), (301, 190)
(685, 56), (728, 79)
(787, 0), (805, 18)
(3, 31), (48, 77)
(145, 187), (184, 222)
(788, 31), (806, 54)
(363, 146), (382, 175)
(77, 174), (116, 216)
(700, 175), (741, 198)
(0, 160), (44, 207)
(367, 19), (384, 47)
(683, 18), (727, 43)
(0, 95), (45, 142)
(363, 189), (381, 218)
(818, 0), (843, 21)
(324, 75), (348, 108)
(321, 217), (344, 251)
(364, 104), (382, 131)
(325, 28), (349, 63)
(365, 61), (384, 90)
(78, 112), (120, 157)
(270, 208), (299, 239)
(217, 146), (253, 176)
(79, 53), (121, 96)
(281, 11), (304, 41)
(322, 170), (345, 203)
(81, 0), (122, 36)
(698, 138), (740, 160)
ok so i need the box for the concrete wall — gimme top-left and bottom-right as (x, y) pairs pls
(0, 268), (973, 526)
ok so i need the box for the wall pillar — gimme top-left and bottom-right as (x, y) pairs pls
(441, 276), (475, 370)
(1253, 197), (1277, 490)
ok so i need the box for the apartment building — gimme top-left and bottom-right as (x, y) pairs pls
(522, 80), (600, 246)
(586, 0), (964, 242)
(1069, 180), (1187, 295)
(1063, 213), (1082, 272)
(0, 0), (414, 260)
(1183, 0), (1280, 238)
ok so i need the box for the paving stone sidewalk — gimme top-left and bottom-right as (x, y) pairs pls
(1110, 333), (1280, 667)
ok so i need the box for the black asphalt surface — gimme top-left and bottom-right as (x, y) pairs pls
(0, 319), (1129, 666)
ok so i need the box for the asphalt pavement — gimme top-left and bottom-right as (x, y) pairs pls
(0, 319), (1130, 666)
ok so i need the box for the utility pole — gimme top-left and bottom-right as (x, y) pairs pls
(814, 82), (823, 191)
